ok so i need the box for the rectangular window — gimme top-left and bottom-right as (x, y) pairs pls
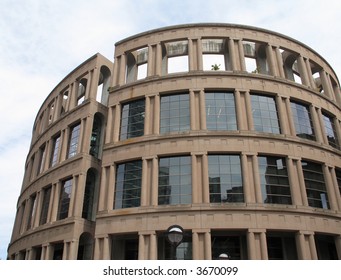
(322, 113), (339, 149)
(158, 156), (192, 205)
(26, 194), (37, 230)
(160, 94), (190, 133)
(335, 168), (341, 195)
(114, 160), (142, 209)
(258, 156), (292, 205)
(301, 161), (329, 209)
(67, 123), (81, 158)
(206, 92), (237, 131)
(37, 145), (46, 174)
(39, 186), (52, 225)
(208, 155), (243, 203)
(57, 179), (73, 220)
(50, 135), (61, 167)
(251, 94), (280, 134)
(290, 102), (315, 140)
(120, 99), (145, 140)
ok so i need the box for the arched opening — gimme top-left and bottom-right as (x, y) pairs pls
(202, 39), (228, 71)
(162, 40), (189, 74)
(82, 168), (98, 221)
(77, 232), (94, 260)
(282, 50), (302, 84)
(125, 47), (148, 83)
(96, 65), (111, 105)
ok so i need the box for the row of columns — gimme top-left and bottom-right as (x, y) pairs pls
(97, 152), (341, 212)
(23, 114), (94, 189)
(112, 37), (340, 107)
(105, 88), (341, 152)
(89, 230), (341, 260)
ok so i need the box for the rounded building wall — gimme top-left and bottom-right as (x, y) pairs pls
(8, 24), (341, 260)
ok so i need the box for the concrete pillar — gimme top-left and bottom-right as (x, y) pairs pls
(238, 40), (246, 71)
(241, 153), (251, 203)
(107, 165), (115, 211)
(252, 155), (262, 203)
(149, 233), (157, 260)
(191, 154), (198, 204)
(235, 90), (245, 130)
(310, 105), (324, 144)
(154, 94), (160, 135)
(73, 172), (87, 217)
(308, 234), (318, 260)
(138, 234), (145, 260)
(244, 91), (254, 130)
(330, 167), (341, 211)
(286, 157), (302, 206)
(113, 103), (121, 142)
(316, 107), (329, 145)
(33, 191), (42, 228)
(51, 181), (61, 221)
(105, 106), (113, 144)
(155, 43), (162, 76)
(295, 232), (307, 259)
(144, 96), (151, 135)
(247, 231), (256, 260)
(98, 167), (107, 211)
(202, 154), (210, 204)
(296, 159), (309, 207)
(266, 44), (277, 76)
(297, 55), (310, 87)
(190, 90), (196, 130)
(228, 38), (237, 71)
(151, 157), (158, 206)
(320, 70), (333, 99)
(284, 97), (296, 136)
(204, 231), (212, 260)
(141, 158), (148, 207)
(275, 47), (285, 78)
(118, 54), (127, 86)
(199, 90), (206, 130)
(94, 238), (101, 260)
(68, 176), (77, 218)
(103, 236), (110, 260)
(276, 94), (288, 134)
(322, 164), (338, 210)
(260, 231), (268, 260)
(335, 235), (341, 260)
(192, 232), (199, 260)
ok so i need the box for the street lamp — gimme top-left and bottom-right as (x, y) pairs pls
(166, 225), (184, 260)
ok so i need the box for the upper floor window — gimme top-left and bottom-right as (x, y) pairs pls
(67, 123), (81, 158)
(160, 94), (190, 133)
(90, 114), (103, 158)
(301, 161), (329, 209)
(26, 194), (37, 230)
(50, 134), (61, 167)
(120, 99), (145, 140)
(205, 92), (237, 131)
(202, 39), (227, 71)
(258, 156), (292, 205)
(57, 179), (73, 220)
(290, 101), (315, 141)
(37, 144), (46, 175)
(39, 186), (52, 225)
(114, 160), (142, 209)
(126, 47), (148, 82)
(163, 41), (189, 74)
(158, 156), (192, 205)
(77, 79), (87, 105)
(208, 155), (243, 203)
(251, 94), (280, 134)
(322, 112), (339, 149)
(335, 168), (341, 195)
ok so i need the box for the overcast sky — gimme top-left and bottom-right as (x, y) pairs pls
(0, 0), (340, 260)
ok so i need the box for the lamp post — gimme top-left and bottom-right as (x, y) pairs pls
(166, 225), (184, 260)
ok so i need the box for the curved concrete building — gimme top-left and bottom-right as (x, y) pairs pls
(8, 23), (341, 260)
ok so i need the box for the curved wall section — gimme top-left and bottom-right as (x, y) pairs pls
(8, 24), (341, 260)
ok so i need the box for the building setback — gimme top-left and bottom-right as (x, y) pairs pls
(8, 23), (341, 260)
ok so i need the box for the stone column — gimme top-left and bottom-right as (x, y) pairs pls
(202, 154), (210, 204)
(322, 164), (338, 210)
(107, 165), (115, 211)
(144, 96), (151, 135)
(252, 154), (262, 203)
(295, 232), (307, 259)
(241, 153), (252, 203)
(237, 40), (246, 71)
(228, 38), (237, 71)
(276, 94), (289, 134)
(150, 232), (157, 260)
(118, 54), (127, 86)
(266, 44), (277, 76)
(103, 236), (111, 260)
(191, 153), (198, 204)
(330, 167), (341, 211)
(308, 234), (318, 260)
(204, 231), (212, 260)
(192, 232), (199, 260)
(244, 91), (254, 130)
(199, 90), (206, 130)
(284, 97), (296, 136)
(105, 106), (113, 144)
(247, 231), (256, 260)
(138, 234), (145, 260)
(297, 55), (310, 87)
(275, 47), (285, 78)
(310, 105), (324, 144)
(286, 157), (302, 206)
(151, 157), (159, 206)
(190, 90), (196, 130)
(296, 159), (309, 207)
(235, 90), (245, 130)
(335, 235), (341, 260)
(113, 103), (121, 142)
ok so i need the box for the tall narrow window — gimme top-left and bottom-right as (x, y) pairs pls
(290, 102), (315, 140)
(206, 92), (237, 131)
(37, 145), (46, 175)
(322, 113), (339, 149)
(82, 170), (96, 220)
(39, 186), (52, 225)
(68, 123), (81, 158)
(158, 156), (192, 205)
(114, 160), (142, 209)
(120, 99), (145, 140)
(251, 94), (280, 134)
(258, 156), (292, 205)
(160, 94), (190, 133)
(335, 168), (341, 195)
(26, 194), (37, 230)
(50, 134), (61, 167)
(301, 161), (329, 209)
(208, 155), (243, 203)
(164, 41), (188, 74)
(57, 179), (73, 220)
(90, 114), (102, 158)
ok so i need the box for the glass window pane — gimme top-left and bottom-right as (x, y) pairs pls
(290, 102), (315, 140)
(120, 99), (145, 140)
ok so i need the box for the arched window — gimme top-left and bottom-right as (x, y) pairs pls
(96, 65), (111, 105)
(77, 232), (94, 260)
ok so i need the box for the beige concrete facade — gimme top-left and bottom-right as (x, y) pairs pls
(8, 23), (341, 260)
